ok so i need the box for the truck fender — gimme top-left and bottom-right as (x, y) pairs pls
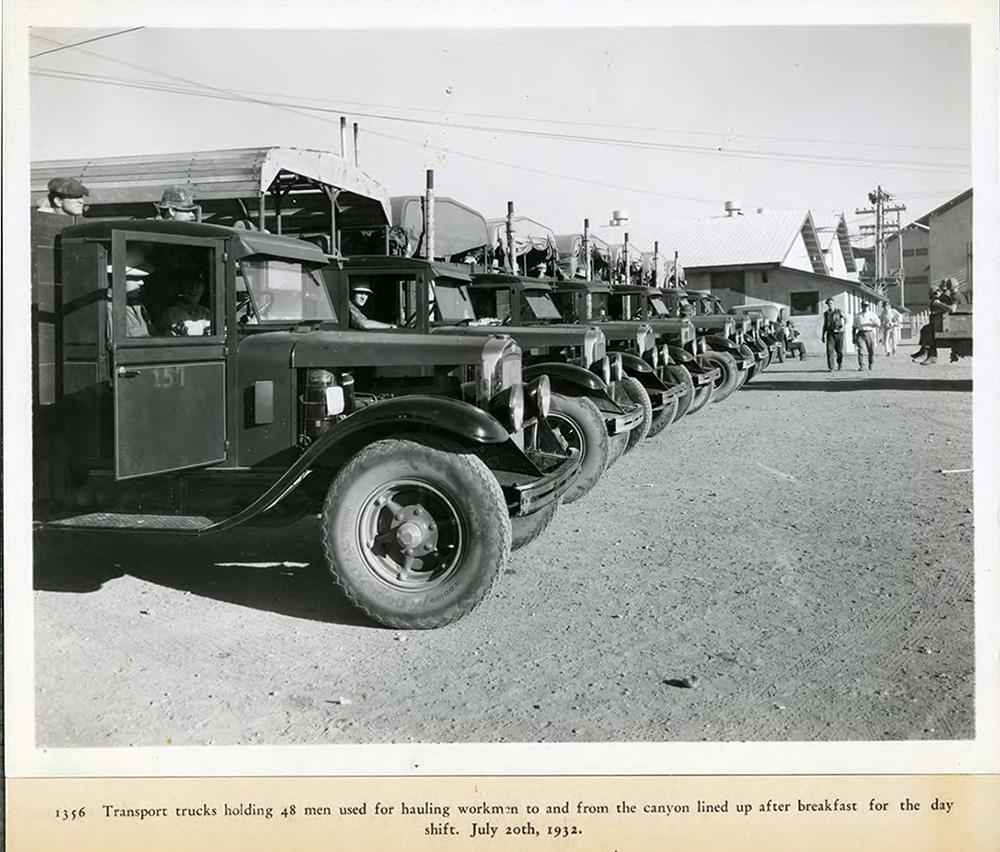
(666, 344), (696, 364)
(704, 334), (738, 353)
(523, 361), (609, 397)
(618, 351), (653, 374)
(200, 395), (511, 535)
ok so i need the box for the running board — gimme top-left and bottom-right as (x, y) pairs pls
(45, 512), (214, 533)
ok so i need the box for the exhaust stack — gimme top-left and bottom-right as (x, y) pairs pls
(353, 122), (360, 168)
(582, 218), (592, 282)
(424, 169), (435, 261)
(340, 117), (347, 158)
(505, 201), (516, 274)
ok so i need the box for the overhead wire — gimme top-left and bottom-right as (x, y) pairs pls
(31, 67), (970, 176)
(29, 27), (145, 59)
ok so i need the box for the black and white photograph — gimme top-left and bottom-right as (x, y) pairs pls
(5, 1), (998, 783)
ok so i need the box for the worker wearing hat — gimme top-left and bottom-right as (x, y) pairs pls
(348, 282), (396, 330)
(37, 177), (89, 216)
(105, 248), (154, 345)
(156, 185), (198, 222)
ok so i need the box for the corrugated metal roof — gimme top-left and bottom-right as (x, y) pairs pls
(622, 210), (812, 269)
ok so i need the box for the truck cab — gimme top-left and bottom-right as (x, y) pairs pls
(323, 255), (644, 502)
(31, 217), (579, 628)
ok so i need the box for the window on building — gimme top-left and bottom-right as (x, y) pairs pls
(710, 270), (745, 296)
(789, 290), (820, 316)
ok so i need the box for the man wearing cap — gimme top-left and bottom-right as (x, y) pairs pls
(155, 185), (198, 222)
(348, 283), (396, 330)
(37, 177), (89, 216)
(105, 249), (153, 345)
(820, 297), (847, 372)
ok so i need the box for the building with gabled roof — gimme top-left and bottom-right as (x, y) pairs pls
(624, 204), (885, 349)
(882, 188), (972, 311)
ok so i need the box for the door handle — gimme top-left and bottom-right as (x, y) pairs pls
(116, 367), (140, 379)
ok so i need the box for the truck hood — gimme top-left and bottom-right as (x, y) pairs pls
(238, 328), (498, 368)
(431, 324), (591, 348)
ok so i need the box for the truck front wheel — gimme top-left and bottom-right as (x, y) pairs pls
(511, 501), (560, 550)
(702, 351), (740, 403)
(321, 439), (511, 629)
(547, 393), (609, 503)
(620, 376), (653, 452)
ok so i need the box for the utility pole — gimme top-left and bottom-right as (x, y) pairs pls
(856, 185), (905, 300)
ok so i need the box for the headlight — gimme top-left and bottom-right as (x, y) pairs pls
(610, 352), (623, 382)
(600, 356), (611, 386)
(660, 344), (671, 366)
(490, 384), (525, 433)
(508, 384), (525, 432)
(526, 375), (551, 420)
(646, 344), (659, 369)
(725, 319), (735, 337)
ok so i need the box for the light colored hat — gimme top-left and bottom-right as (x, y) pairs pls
(350, 282), (374, 295)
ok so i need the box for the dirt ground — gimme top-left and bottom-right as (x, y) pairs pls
(32, 342), (975, 746)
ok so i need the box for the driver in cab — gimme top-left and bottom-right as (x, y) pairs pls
(348, 282), (396, 330)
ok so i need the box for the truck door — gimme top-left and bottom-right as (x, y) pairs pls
(109, 231), (228, 480)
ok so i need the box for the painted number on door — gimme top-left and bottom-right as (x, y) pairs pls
(151, 365), (186, 388)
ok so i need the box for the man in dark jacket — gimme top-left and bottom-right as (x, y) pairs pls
(821, 297), (847, 371)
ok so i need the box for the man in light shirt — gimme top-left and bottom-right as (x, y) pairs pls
(852, 300), (881, 371)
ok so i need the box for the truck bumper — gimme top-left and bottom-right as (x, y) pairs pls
(496, 448), (581, 517)
(596, 382), (646, 435)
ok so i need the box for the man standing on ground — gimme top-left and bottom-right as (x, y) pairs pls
(879, 299), (900, 356)
(852, 300), (881, 371)
(821, 297), (847, 372)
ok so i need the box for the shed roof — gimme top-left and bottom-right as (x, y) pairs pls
(620, 210), (825, 273)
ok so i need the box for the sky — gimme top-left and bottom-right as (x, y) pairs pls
(28, 25), (971, 242)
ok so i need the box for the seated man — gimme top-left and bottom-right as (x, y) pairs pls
(161, 275), (213, 336)
(105, 262), (152, 346)
(348, 282), (396, 330)
(784, 321), (806, 360)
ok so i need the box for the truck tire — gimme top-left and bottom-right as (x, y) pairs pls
(663, 364), (695, 423)
(547, 393), (609, 503)
(606, 432), (628, 468)
(511, 501), (559, 551)
(321, 438), (510, 629)
(702, 351), (740, 403)
(738, 344), (757, 385)
(621, 376), (653, 452)
(686, 381), (714, 415)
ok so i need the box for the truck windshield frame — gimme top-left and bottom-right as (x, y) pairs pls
(431, 277), (477, 322)
(237, 258), (336, 323)
(522, 290), (563, 322)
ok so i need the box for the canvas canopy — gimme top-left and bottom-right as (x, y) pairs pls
(555, 233), (612, 280)
(32, 146), (391, 232)
(486, 216), (558, 256)
(391, 196), (491, 261)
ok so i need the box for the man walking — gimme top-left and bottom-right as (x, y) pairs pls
(879, 299), (899, 356)
(852, 300), (881, 371)
(821, 297), (847, 372)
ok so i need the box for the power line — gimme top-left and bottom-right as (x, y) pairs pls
(29, 27), (145, 59)
(31, 67), (970, 175)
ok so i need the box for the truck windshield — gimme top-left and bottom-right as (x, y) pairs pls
(432, 278), (477, 322)
(238, 259), (335, 322)
(589, 292), (610, 320)
(522, 290), (562, 321)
